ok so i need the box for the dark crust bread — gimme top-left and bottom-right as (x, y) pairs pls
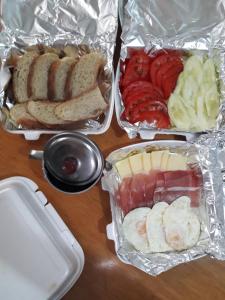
(27, 55), (39, 98)
(48, 61), (59, 100)
(64, 61), (77, 100)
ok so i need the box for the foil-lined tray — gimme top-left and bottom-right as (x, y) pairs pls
(0, 0), (118, 140)
(101, 136), (225, 276)
(115, 0), (225, 140)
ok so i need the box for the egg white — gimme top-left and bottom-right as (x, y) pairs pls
(146, 202), (173, 253)
(122, 207), (151, 252)
(163, 197), (200, 251)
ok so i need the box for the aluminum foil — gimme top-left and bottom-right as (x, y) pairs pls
(101, 138), (225, 276)
(0, 0), (118, 134)
(116, 0), (225, 139)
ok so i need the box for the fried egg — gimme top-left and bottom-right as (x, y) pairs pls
(122, 207), (151, 252)
(163, 197), (200, 251)
(146, 202), (173, 253)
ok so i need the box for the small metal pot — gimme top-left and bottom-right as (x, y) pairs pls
(29, 132), (104, 194)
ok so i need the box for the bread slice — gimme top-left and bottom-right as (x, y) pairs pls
(27, 100), (68, 126)
(63, 45), (80, 59)
(28, 53), (59, 100)
(55, 86), (108, 122)
(13, 52), (39, 103)
(48, 57), (76, 101)
(9, 103), (43, 128)
(65, 52), (106, 99)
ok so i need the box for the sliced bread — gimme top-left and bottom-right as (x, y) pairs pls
(28, 53), (59, 100)
(48, 57), (77, 101)
(63, 45), (80, 59)
(13, 51), (39, 103)
(65, 52), (106, 99)
(55, 86), (108, 122)
(27, 100), (68, 126)
(10, 103), (43, 128)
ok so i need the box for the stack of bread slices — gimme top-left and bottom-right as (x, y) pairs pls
(9, 46), (108, 129)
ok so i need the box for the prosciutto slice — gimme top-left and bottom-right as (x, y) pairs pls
(116, 168), (203, 214)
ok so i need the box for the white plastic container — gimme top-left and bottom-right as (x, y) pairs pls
(0, 176), (84, 300)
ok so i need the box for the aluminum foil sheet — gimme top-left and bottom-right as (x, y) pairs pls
(0, 0), (118, 135)
(116, 0), (225, 139)
(101, 138), (225, 276)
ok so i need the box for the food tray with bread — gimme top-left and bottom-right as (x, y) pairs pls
(0, 0), (118, 140)
(115, 0), (225, 140)
(101, 134), (225, 276)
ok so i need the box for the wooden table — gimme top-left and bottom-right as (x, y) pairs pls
(1, 116), (225, 300)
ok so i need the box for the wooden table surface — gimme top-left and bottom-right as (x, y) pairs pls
(1, 116), (225, 300)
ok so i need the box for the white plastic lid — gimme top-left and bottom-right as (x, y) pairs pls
(0, 176), (84, 300)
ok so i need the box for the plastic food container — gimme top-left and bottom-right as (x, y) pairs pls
(101, 138), (225, 275)
(0, 176), (84, 300)
(115, 0), (225, 140)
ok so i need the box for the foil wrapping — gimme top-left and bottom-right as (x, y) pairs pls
(116, 0), (225, 139)
(102, 137), (225, 276)
(0, 0), (118, 134)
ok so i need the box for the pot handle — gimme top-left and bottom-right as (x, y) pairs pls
(29, 150), (44, 160)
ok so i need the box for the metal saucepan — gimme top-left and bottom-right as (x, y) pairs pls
(29, 132), (105, 194)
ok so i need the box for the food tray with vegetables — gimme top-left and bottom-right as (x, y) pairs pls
(102, 135), (225, 275)
(0, 0), (118, 140)
(115, 0), (225, 140)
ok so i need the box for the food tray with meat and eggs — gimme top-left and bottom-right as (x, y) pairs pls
(0, 0), (118, 140)
(115, 0), (225, 140)
(101, 134), (225, 275)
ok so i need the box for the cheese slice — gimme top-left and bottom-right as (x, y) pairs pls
(167, 154), (187, 171)
(160, 150), (170, 170)
(115, 158), (132, 179)
(128, 153), (143, 174)
(151, 151), (165, 170)
(142, 152), (152, 173)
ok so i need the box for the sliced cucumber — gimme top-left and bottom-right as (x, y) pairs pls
(203, 58), (217, 84)
(168, 93), (196, 130)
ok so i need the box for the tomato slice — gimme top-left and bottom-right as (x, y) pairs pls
(123, 81), (156, 99)
(129, 100), (168, 122)
(130, 110), (170, 128)
(129, 51), (150, 65)
(121, 62), (150, 88)
(150, 54), (182, 85)
(123, 87), (166, 106)
(124, 90), (165, 109)
(163, 74), (180, 99)
(162, 64), (184, 99)
(156, 59), (183, 89)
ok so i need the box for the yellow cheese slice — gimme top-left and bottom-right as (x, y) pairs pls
(151, 151), (165, 170)
(142, 152), (152, 173)
(160, 150), (170, 170)
(115, 158), (132, 179)
(128, 153), (143, 174)
(167, 154), (187, 171)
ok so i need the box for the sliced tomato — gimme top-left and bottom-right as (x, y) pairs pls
(124, 90), (166, 110)
(122, 81), (164, 104)
(150, 54), (182, 85)
(162, 74), (180, 99)
(123, 81), (155, 99)
(162, 64), (184, 99)
(163, 62), (183, 81)
(156, 59), (183, 88)
(130, 110), (170, 128)
(121, 62), (150, 88)
(129, 51), (150, 65)
(129, 100), (168, 122)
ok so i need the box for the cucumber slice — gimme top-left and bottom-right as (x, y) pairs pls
(183, 55), (203, 85)
(202, 83), (219, 119)
(168, 94), (197, 130)
(203, 58), (217, 84)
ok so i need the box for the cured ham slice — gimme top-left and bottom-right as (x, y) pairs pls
(116, 168), (202, 214)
